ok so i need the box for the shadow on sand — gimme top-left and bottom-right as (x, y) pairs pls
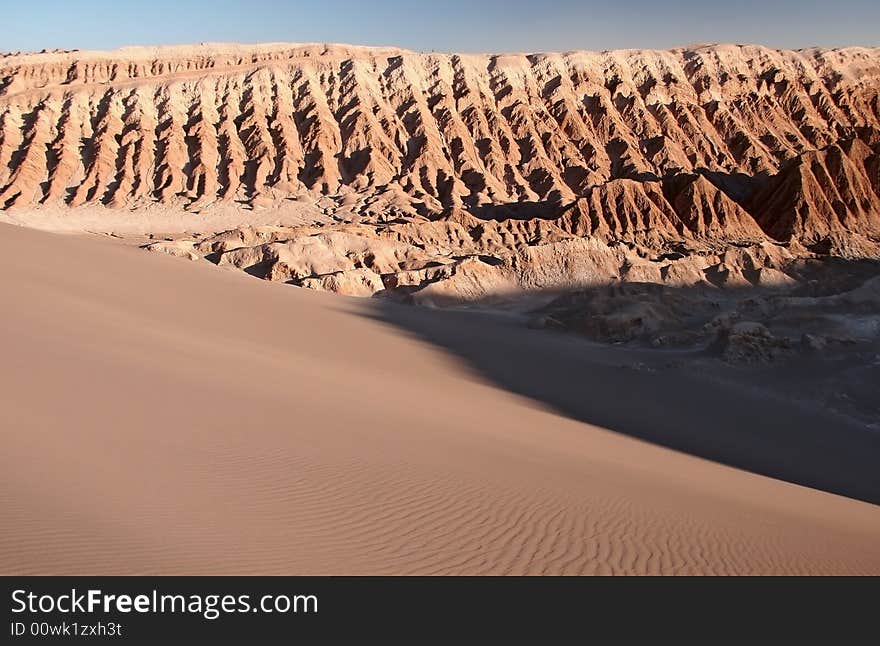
(361, 283), (880, 506)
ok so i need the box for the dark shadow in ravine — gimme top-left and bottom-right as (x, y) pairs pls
(359, 283), (880, 506)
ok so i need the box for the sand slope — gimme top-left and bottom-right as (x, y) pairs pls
(1, 223), (878, 575)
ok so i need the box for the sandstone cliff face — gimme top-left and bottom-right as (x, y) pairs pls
(750, 138), (880, 252)
(1, 42), (879, 254)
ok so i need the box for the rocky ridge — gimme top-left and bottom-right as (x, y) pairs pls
(0, 42), (878, 255)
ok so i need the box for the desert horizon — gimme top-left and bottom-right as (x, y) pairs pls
(8, 37), (880, 56)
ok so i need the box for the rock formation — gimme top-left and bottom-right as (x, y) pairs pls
(0, 42), (878, 256)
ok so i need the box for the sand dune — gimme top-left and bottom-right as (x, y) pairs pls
(1, 223), (879, 575)
(1, 42), (879, 575)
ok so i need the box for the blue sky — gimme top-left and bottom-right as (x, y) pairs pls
(6, 0), (879, 53)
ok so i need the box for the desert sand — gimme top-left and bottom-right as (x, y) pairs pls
(1, 42), (880, 574)
(1, 222), (879, 575)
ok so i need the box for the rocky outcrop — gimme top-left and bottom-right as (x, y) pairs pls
(1, 43), (879, 254)
(750, 138), (880, 254)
